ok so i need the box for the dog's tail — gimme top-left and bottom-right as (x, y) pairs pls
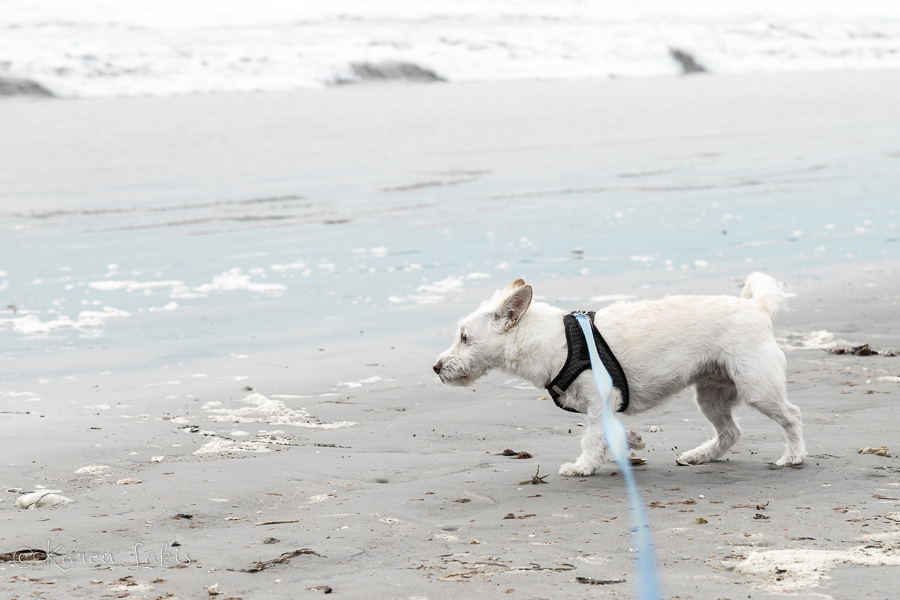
(740, 272), (786, 319)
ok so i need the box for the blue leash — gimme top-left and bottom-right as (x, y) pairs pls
(575, 314), (663, 600)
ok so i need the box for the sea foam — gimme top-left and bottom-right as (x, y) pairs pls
(2, 1), (900, 98)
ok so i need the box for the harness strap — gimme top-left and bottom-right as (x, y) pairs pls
(546, 311), (629, 413)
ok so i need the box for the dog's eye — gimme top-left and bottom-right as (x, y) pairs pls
(460, 332), (469, 344)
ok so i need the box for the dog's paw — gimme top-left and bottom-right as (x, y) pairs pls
(675, 450), (707, 466)
(775, 454), (805, 467)
(559, 462), (594, 477)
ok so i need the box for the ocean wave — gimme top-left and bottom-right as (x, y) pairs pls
(340, 60), (444, 84)
(0, 76), (54, 97)
(2, 1), (900, 98)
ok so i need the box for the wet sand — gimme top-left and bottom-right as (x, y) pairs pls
(2, 73), (900, 599)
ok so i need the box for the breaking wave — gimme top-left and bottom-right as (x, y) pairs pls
(2, 0), (900, 98)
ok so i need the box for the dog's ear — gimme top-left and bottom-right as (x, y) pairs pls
(497, 284), (533, 329)
(509, 278), (526, 290)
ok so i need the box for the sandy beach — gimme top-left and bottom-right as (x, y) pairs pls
(2, 72), (900, 599)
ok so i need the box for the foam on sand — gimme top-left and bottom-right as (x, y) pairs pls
(75, 465), (111, 475)
(89, 280), (185, 292)
(194, 268), (286, 295)
(188, 393), (355, 455)
(5, 307), (131, 335)
(192, 435), (294, 455)
(389, 276), (465, 305)
(731, 543), (900, 592)
(271, 259), (310, 274)
(90, 268), (287, 300)
(778, 329), (844, 351)
(336, 375), (393, 389)
(202, 393), (356, 429)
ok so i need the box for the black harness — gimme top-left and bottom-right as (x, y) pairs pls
(546, 311), (629, 414)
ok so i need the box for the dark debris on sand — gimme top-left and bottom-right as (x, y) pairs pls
(827, 344), (900, 356)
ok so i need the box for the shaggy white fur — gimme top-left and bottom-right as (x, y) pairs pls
(433, 274), (806, 476)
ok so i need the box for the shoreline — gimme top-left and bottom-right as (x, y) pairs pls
(7, 67), (900, 101)
(3, 69), (899, 372)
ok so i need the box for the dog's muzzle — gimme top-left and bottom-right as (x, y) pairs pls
(432, 358), (470, 385)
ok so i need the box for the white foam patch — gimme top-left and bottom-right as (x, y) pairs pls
(193, 436), (293, 454)
(89, 280), (184, 292)
(79, 307), (131, 322)
(195, 268), (287, 295)
(6, 307), (131, 335)
(373, 514), (400, 524)
(569, 554), (609, 566)
(732, 544), (900, 592)
(1, 391), (37, 398)
(271, 259), (308, 273)
(203, 393), (356, 429)
(337, 375), (393, 388)
(778, 330), (844, 351)
(108, 581), (154, 594)
(75, 465), (110, 475)
(877, 376), (900, 383)
(590, 294), (635, 304)
(390, 276), (465, 305)
(308, 494), (336, 504)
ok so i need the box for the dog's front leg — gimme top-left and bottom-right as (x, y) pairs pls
(559, 403), (608, 477)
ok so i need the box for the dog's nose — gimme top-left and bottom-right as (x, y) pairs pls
(432, 361), (443, 375)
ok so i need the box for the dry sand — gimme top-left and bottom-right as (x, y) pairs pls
(2, 73), (900, 599)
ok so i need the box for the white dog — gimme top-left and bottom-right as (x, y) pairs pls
(433, 274), (806, 477)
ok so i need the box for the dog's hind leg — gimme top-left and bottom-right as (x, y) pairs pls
(677, 368), (742, 465)
(736, 345), (806, 466)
